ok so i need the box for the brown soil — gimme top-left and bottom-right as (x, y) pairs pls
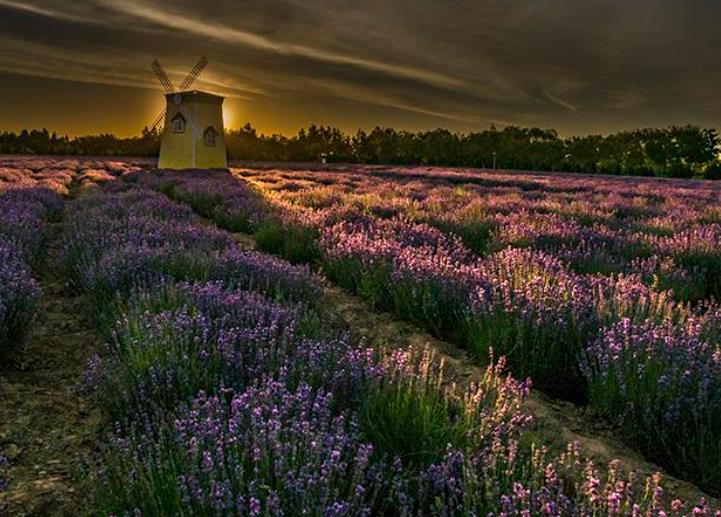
(0, 224), (101, 516)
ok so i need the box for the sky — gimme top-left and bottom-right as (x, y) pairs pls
(0, 0), (719, 137)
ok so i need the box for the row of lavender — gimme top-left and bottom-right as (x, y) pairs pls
(0, 157), (148, 194)
(0, 156), (199, 358)
(60, 182), (715, 515)
(0, 186), (64, 356)
(0, 165), (77, 510)
(130, 169), (721, 496)
(0, 160), (108, 357)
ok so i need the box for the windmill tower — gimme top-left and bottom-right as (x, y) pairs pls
(150, 57), (227, 169)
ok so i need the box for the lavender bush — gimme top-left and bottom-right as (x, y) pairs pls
(359, 350), (531, 468)
(62, 190), (322, 318)
(584, 318), (721, 492)
(399, 444), (720, 516)
(97, 380), (387, 516)
(0, 238), (40, 355)
(0, 187), (62, 265)
(84, 282), (304, 419)
(0, 187), (59, 356)
(62, 192), (232, 316)
(131, 169), (272, 234)
(209, 247), (324, 304)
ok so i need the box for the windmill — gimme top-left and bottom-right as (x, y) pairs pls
(150, 56), (227, 170)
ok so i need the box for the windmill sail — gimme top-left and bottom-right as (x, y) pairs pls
(152, 60), (175, 93)
(150, 109), (166, 132)
(178, 56), (208, 91)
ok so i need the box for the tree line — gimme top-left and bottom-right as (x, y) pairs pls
(0, 128), (160, 158)
(2, 124), (720, 179)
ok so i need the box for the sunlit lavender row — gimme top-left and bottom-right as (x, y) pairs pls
(246, 167), (721, 302)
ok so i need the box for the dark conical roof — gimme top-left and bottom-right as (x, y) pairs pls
(164, 90), (224, 103)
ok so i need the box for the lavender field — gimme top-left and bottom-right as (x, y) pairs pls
(1, 157), (720, 516)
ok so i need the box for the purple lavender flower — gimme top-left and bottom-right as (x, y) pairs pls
(0, 237), (40, 355)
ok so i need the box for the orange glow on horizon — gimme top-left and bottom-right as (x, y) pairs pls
(222, 105), (234, 132)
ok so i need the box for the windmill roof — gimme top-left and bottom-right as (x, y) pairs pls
(164, 90), (224, 102)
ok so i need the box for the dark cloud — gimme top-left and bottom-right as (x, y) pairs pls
(0, 0), (719, 136)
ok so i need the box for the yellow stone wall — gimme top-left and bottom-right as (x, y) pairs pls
(158, 92), (227, 169)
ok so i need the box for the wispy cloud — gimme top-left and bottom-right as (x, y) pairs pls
(92, 0), (465, 90)
(0, 0), (113, 25)
(0, 0), (75, 20)
(0, 32), (265, 99)
(304, 77), (487, 124)
(542, 90), (578, 112)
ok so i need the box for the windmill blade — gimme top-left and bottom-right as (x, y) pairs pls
(178, 104), (201, 139)
(151, 59), (175, 93)
(150, 109), (166, 132)
(178, 55), (208, 91)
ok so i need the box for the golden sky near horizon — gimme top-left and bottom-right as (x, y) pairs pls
(1, 0), (720, 137)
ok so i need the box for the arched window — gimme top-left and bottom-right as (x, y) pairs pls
(204, 126), (218, 147)
(171, 113), (186, 133)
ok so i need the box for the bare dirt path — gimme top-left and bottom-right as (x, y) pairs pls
(0, 222), (101, 516)
(230, 232), (719, 508)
